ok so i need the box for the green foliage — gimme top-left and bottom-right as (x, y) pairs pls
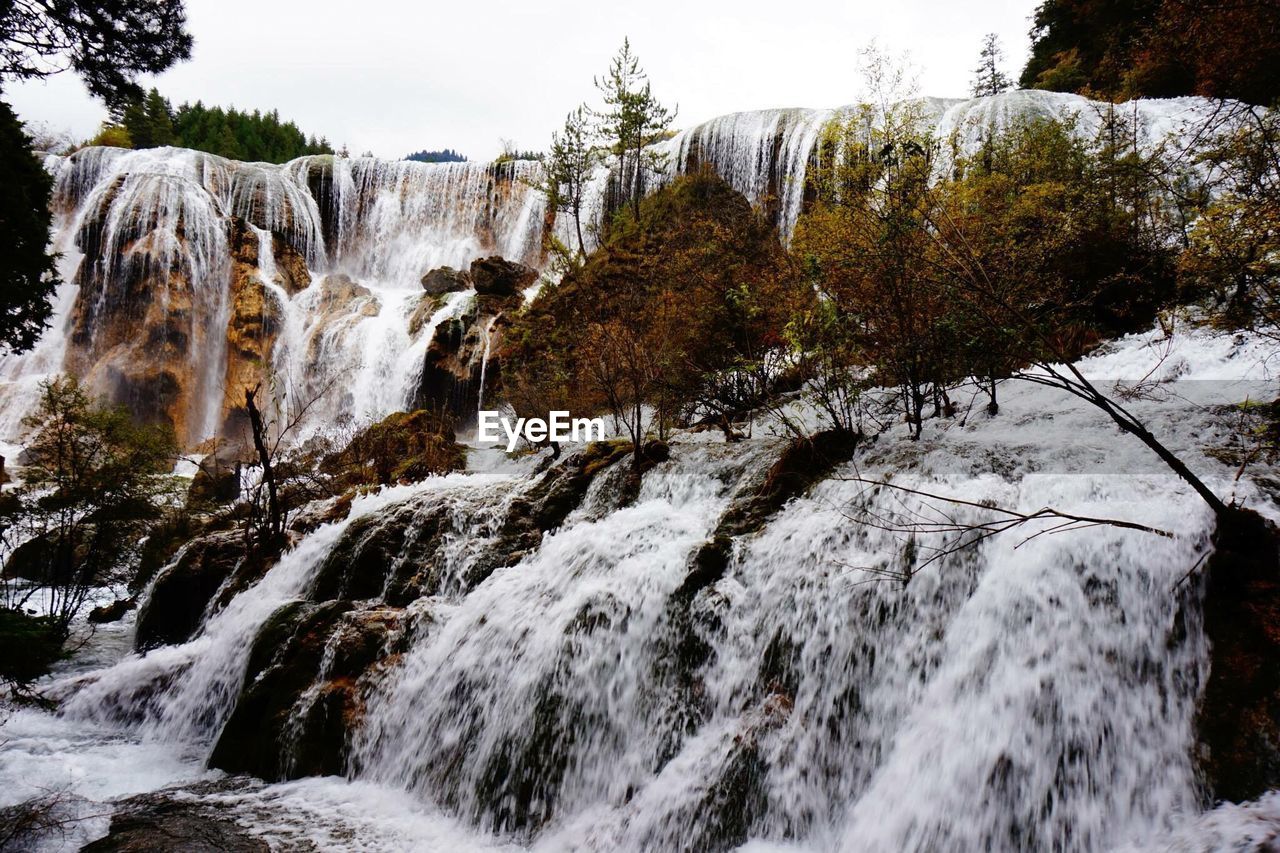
(1, 376), (179, 637)
(0, 99), (57, 354)
(537, 106), (603, 259)
(0, 607), (63, 693)
(87, 122), (132, 148)
(120, 87), (175, 148)
(1180, 107), (1280, 338)
(972, 33), (1012, 97)
(103, 88), (333, 163)
(0, 0), (192, 108)
(406, 148), (466, 163)
(594, 38), (676, 218)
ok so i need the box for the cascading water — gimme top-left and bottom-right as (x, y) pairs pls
(476, 315), (499, 420)
(1, 91), (1274, 851)
(10, 326), (1276, 852)
(0, 91), (1224, 448)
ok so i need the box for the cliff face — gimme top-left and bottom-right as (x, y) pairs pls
(10, 146), (545, 449)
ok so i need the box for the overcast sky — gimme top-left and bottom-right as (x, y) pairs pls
(7, 0), (1036, 160)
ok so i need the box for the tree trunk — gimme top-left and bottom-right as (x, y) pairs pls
(244, 385), (281, 540)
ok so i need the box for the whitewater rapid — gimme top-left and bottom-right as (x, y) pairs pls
(2, 325), (1278, 851)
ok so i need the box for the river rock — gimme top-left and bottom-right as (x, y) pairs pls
(469, 256), (537, 297)
(421, 265), (471, 295)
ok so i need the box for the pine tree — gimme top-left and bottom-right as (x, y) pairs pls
(594, 38), (675, 218)
(972, 33), (1012, 98)
(540, 105), (601, 260)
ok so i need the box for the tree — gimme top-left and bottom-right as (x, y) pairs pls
(1, 376), (178, 639)
(0, 98), (57, 354)
(504, 170), (797, 458)
(793, 47), (951, 438)
(1180, 106), (1280, 339)
(0, 0), (192, 108)
(539, 105), (602, 260)
(1020, 0), (1280, 105)
(0, 0), (191, 353)
(972, 33), (1012, 97)
(120, 87), (175, 148)
(595, 38), (676, 219)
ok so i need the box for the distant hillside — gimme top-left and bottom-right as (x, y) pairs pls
(92, 88), (332, 164)
(405, 149), (466, 163)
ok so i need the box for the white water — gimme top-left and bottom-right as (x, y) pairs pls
(1, 91), (1276, 851)
(476, 315), (499, 420)
(3, 327), (1277, 851)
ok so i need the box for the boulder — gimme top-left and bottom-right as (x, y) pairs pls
(79, 788), (269, 852)
(134, 530), (254, 650)
(421, 265), (471, 295)
(188, 439), (249, 506)
(316, 273), (374, 313)
(469, 256), (537, 298)
(1, 534), (56, 582)
(88, 598), (136, 624)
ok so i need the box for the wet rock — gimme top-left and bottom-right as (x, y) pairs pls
(188, 439), (249, 506)
(322, 408), (465, 489)
(464, 440), (633, 589)
(80, 788), (268, 852)
(407, 293), (442, 337)
(288, 490), (356, 536)
(310, 505), (415, 602)
(135, 530), (259, 650)
(421, 265), (472, 295)
(469, 256), (537, 298)
(210, 601), (407, 780)
(1196, 506), (1280, 802)
(1, 533), (56, 582)
(316, 273), (374, 314)
(88, 598), (136, 624)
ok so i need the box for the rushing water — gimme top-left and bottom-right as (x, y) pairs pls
(0, 91), (1274, 851)
(4, 327), (1278, 851)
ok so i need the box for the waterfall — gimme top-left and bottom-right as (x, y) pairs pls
(476, 315), (499, 420)
(6, 323), (1279, 849)
(0, 91), (1225, 449)
(58, 474), (508, 751)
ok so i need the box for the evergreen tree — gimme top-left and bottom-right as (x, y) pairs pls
(594, 38), (675, 218)
(405, 148), (466, 163)
(0, 99), (57, 354)
(120, 88), (175, 148)
(540, 105), (602, 260)
(0, 0), (192, 108)
(972, 33), (1012, 97)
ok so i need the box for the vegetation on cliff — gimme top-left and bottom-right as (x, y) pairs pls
(504, 169), (798, 454)
(92, 88), (333, 163)
(1021, 0), (1280, 105)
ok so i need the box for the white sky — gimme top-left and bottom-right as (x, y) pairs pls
(7, 0), (1036, 160)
